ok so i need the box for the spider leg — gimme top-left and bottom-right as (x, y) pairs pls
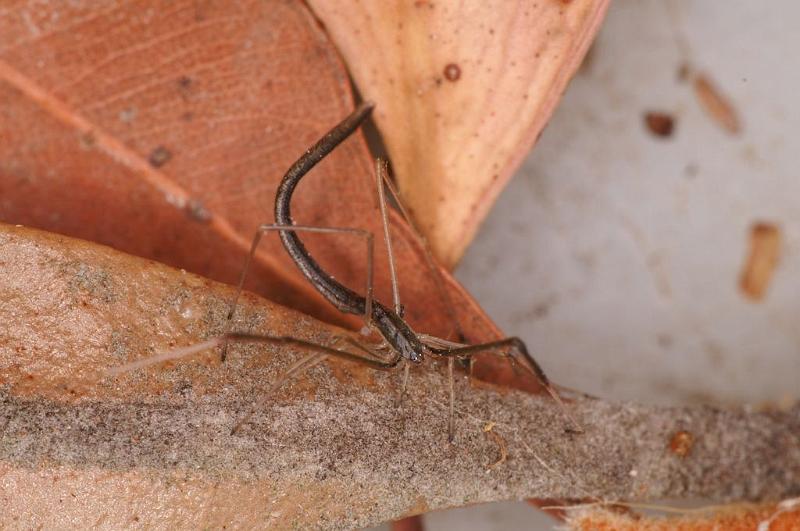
(222, 224), (377, 361)
(422, 336), (583, 433)
(229, 333), (402, 434)
(105, 331), (402, 434)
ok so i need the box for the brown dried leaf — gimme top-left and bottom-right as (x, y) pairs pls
(567, 501), (800, 531)
(0, 0), (354, 322)
(0, 0), (536, 393)
(309, 0), (610, 267)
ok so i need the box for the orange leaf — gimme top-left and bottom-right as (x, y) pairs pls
(0, 0), (547, 395)
(567, 501), (800, 531)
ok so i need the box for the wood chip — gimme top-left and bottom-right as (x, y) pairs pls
(693, 73), (741, 135)
(740, 223), (781, 301)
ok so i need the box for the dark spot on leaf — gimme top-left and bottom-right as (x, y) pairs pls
(444, 63), (461, 82)
(149, 146), (172, 168)
(79, 131), (96, 149)
(186, 199), (212, 222)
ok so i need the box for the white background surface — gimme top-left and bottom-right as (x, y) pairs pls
(371, 1), (800, 529)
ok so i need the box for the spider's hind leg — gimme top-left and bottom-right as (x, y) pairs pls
(221, 223), (377, 361)
(421, 336), (583, 433)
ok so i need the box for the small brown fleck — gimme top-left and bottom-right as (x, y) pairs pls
(669, 430), (694, 457)
(177, 75), (192, 89)
(656, 334), (673, 348)
(740, 222), (781, 301)
(79, 131), (96, 149)
(148, 146), (172, 168)
(531, 303), (549, 319)
(644, 112), (675, 138)
(676, 62), (692, 82)
(693, 73), (741, 134)
(443, 63), (461, 82)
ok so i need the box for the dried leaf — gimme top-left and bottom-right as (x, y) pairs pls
(2, 225), (798, 529)
(567, 501), (800, 531)
(0, 0), (354, 322)
(0, 0), (535, 394)
(309, 0), (610, 267)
